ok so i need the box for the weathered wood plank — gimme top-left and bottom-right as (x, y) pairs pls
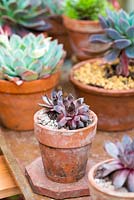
(0, 155), (20, 198)
(0, 129), (38, 200)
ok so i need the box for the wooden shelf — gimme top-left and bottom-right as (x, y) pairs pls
(0, 155), (20, 199)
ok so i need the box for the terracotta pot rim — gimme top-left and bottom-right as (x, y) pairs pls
(0, 72), (60, 94)
(62, 15), (99, 24)
(34, 109), (97, 134)
(88, 159), (134, 198)
(62, 15), (103, 33)
(70, 59), (134, 97)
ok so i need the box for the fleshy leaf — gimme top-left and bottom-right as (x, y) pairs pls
(119, 18), (130, 33)
(122, 135), (132, 148)
(29, 60), (43, 73)
(97, 162), (123, 177)
(104, 142), (119, 158)
(77, 121), (84, 128)
(58, 116), (67, 128)
(90, 34), (112, 43)
(105, 28), (123, 40)
(113, 39), (131, 49)
(21, 70), (38, 81)
(126, 171), (134, 192)
(119, 9), (129, 21)
(15, 66), (28, 76)
(99, 15), (109, 28)
(105, 49), (120, 61)
(126, 26), (134, 38)
(112, 169), (129, 188)
(125, 45), (134, 58)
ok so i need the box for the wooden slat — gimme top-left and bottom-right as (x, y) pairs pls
(0, 155), (20, 198)
(0, 130), (39, 200)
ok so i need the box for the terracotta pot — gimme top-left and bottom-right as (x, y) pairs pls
(34, 110), (97, 183)
(45, 15), (72, 57)
(70, 59), (134, 131)
(63, 15), (107, 61)
(88, 159), (134, 200)
(0, 72), (60, 131)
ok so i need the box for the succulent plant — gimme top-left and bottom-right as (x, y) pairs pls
(40, 90), (92, 130)
(0, 0), (50, 35)
(96, 135), (134, 192)
(43, 0), (64, 15)
(64, 0), (113, 20)
(0, 33), (65, 85)
(90, 9), (134, 77)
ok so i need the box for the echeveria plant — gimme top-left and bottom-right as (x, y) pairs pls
(0, 33), (65, 85)
(96, 135), (134, 192)
(90, 9), (134, 77)
(39, 90), (91, 130)
(0, 0), (50, 35)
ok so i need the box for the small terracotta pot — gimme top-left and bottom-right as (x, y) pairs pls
(45, 15), (72, 57)
(70, 59), (134, 131)
(63, 15), (107, 61)
(88, 159), (134, 200)
(34, 110), (97, 183)
(0, 72), (60, 131)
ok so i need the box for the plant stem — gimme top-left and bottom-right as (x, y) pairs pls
(120, 51), (129, 77)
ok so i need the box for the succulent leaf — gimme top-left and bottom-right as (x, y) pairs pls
(99, 15), (109, 29)
(21, 70), (38, 81)
(104, 49), (120, 61)
(104, 142), (119, 158)
(126, 172), (134, 192)
(119, 18), (130, 33)
(122, 135), (132, 148)
(119, 9), (129, 20)
(126, 26), (134, 38)
(90, 34), (112, 43)
(105, 28), (123, 40)
(112, 169), (130, 189)
(113, 39), (131, 50)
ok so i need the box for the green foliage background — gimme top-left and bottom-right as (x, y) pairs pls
(64, 0), (113, 20)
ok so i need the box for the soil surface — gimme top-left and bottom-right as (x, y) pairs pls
(74, 60), (134, 90)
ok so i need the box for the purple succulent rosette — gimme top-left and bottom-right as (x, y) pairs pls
(39, 90), (92, 130)
(96, 135), (134, 192)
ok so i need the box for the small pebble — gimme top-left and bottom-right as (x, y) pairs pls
(95, 178), (128, 193)
(37, 111), (58, 129)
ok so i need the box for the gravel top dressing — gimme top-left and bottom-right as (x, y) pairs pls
(74, 60), (134, 90)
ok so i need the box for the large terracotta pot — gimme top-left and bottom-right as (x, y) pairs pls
(45, 15), (72, 57)
(0, 72), (60, 131)
(88, 159), (134, 200)
(70, 59), (134, 131)
(63, 15), (106, 61)
(34, 110), (97, 183)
